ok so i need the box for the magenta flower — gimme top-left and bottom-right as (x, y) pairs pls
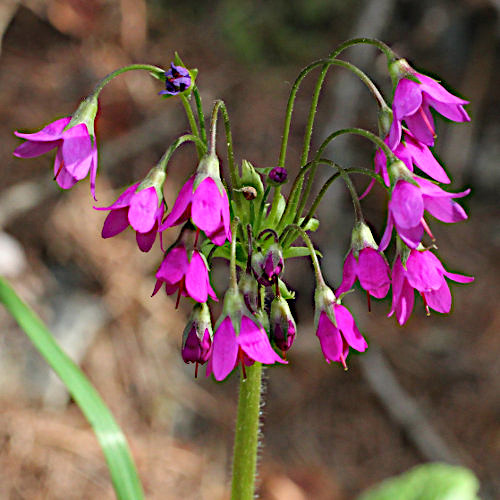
(160, 175), (231, 246)
(314, 285), (368, 368)
(337, 248), (390, 299)
(380, 176), (470, 251)
(95, 183), (164, 252)
(206, 289), (285, 381)
(390, 249), (474, 325)
(152, 244), (217, 305)
(251, 243), (284, 286)
(389, 70), (470, 149)
(13, 117), (98, 199)
(181, 303), (213, 372)
(374, 131), (450, 187)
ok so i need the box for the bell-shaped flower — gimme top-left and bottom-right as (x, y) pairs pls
(152, 243), (217, 305)
(336, 222), (390, 300)
(206, 288), (286, 381)
(388, 61), (470, 149)
(13, 96), (99, 199)
(160, 154), (231, 246)
(181, 303), (213, 371)
(380, 166), (470, 251)
(390, 248), (474, 325)
(270, 296), (297, 353)
(95, 167), (166, 252)
(314, 284), (368, 368)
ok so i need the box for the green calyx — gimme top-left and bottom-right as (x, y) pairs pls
(388, 58), (420, 86)
(350, 221), (378, 256)
(377, 104), (393, 138)
(193, 153), (226, 197)
(314, 284), (337, 329)
(183, 302), (213, 344)
(65, 94), (99, 143)
(388, 159), (417, 187)
(137, 165), (166, 204)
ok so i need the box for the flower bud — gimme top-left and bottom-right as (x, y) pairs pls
(270, 296), (296, 352)
(159, 63), (192, 96)
(182, 303), (213, 364)
(251, 243), (284, 286)
(268, 167), (288, 185)
(239, 272), (259, 312)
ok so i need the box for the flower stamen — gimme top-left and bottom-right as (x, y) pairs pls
(418, 107), (437, 138)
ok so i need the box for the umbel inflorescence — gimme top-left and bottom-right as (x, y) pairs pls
(13, 41), (473, 381)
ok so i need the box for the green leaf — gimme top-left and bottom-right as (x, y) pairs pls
(0, 277), (144, 500)
(283, 246), (322, 259)
(298, 217), (320, 232)
(357, 463), (480, 500)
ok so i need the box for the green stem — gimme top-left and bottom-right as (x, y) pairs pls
(192, 85), (207, 145)
(329, 37), (395, 61)
(336, 165), (364, 223)
(283, 225), (325, 287)
(211, 100), (240, 209)
(157, 134), (207, 172)
(181, 94), (203, 158)
(231, 362), (263, 500)
(267, 186), (282, 226)
(92, 64), (165, 95)
(229, 218), (240, 290)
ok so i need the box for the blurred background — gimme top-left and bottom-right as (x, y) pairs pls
(0, 0), (499, 498)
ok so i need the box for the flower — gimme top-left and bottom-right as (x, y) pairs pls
(380, 175), (469, 251)
(206, 288), (285, 381)
(158, 63), (192, 96)
(270, 296), (297, 353)
(314, 284), (368, 368)
(181, 303), (213, 368)
(388, 65), (470, 149)
(337, 222), (391, 300)
(374, 131), (450, 187)
(390, 248), (474, 325)
(251, 243), (284, 286)
(160, 155), (231, 246)
(152, 244), (217, 305)
(95, 182), (164, 252)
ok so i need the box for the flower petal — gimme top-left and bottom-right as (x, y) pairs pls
(357, 248), (390, 297)
(185, 251), (209, 303)
(13, 140), (59, 158)
(238, 316), (285, 364)
(161, 176), (194, 229)
(212, 317), (239, 381)
(102, 208), (129, 238)
(316, 311), (343, 364)
(136, 228), (156, 252)
(391, 181), (424, 229)
(192, 178), (223, 233)
(93, 183), (139, 211)
(14, 117), (71, 141)
(61, 123), (93, 179)
(156, 246), (188, 284)
(333, 304), (368, 352)
(406, 250), (444, 291)
(336, 250), (357, 296)
(424, 281), (452, 313)
(128, 186), (158, 233)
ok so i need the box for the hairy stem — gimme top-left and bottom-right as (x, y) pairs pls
(231, 362), (263, 500)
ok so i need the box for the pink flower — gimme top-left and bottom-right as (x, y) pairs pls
(337, 248), (390, 299)
(374, 131), (450, 187)
(206, 289), (286, 381)
(95, 183), (164, 252)
(390, 249), (474, 325)
(13, 117), (98, 199)
(380, 177), (470, 251)
(314, 285), (368, 368)
(160, 175), (231, 246)
(389, 70), (470, 149)
(152, 244), (217, 305)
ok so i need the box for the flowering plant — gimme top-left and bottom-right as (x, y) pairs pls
(10, 39), (473, 499)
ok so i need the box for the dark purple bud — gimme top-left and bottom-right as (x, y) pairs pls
(251, 243), (284, 286)
(270, 296), (296, 352)
(268, 167), (288, 185)
(159, 63), (192, 96)
(181, 303), (213, 364)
